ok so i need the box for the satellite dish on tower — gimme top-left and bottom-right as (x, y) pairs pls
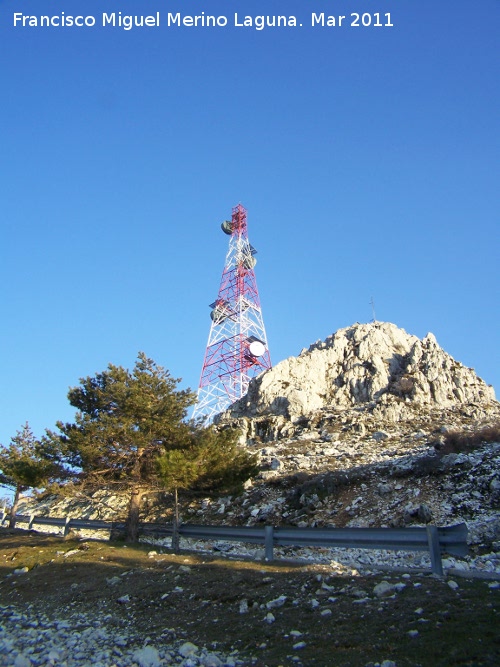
(248, 339), (266, 357)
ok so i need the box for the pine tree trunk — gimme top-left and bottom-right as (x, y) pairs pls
(9, 486), (22, 529)
(172, 487), (180, 553)
(125, 488), (143, 542)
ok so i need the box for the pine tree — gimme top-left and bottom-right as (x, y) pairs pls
(192, 426), (260, 496)
(46, 353), (197, 542)
(0, 423), (61, 527)
(156, 426), (259, 551)
(156, 448), (201, 552)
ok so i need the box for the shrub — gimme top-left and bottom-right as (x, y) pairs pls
(442, 423), (500, 454)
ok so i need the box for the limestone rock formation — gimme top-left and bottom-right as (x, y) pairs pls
(205, 322), (499, 549)
(221, 322), (496, 423)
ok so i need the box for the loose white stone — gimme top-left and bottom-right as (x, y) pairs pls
(373, 581), (396, 597)
(200, 654), (223, 667)
(179, 642), (198, 658)
(62, 549), (80, 558)
(132, 645), (161, 667)
(266, 595), (287, 609)
(448, 580), (459, 590)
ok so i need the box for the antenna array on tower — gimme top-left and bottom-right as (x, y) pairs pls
(193, 204), (272, 422)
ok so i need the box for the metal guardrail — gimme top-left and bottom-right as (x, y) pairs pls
(0, 510), (467, 576)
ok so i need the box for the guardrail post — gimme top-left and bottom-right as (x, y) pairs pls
(28, 515), (35, 530)
(264, 525), (274, 561)
(0, 509), (5, 526)
(426, 525), (444, 576)
(63, 516), (71, 537)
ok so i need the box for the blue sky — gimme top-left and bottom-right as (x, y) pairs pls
(0, 0), (499, 451)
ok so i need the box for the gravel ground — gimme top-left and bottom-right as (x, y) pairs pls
(0, 606), (238, 667)
(1, 530), (499, 667)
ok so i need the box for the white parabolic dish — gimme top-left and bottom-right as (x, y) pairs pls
(249, 340), (266, 357)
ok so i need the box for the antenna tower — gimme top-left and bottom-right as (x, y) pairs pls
(193, 204), (272, 422)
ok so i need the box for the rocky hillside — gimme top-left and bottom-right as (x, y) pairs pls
(212, 322), (499, 559)
(15, 322), (500, 570)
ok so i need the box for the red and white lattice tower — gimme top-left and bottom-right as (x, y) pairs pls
(193, 204), (272, 422)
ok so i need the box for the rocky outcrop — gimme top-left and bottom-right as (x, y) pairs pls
(219, 322), (496, 431)
(202, 322), (500, 550)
